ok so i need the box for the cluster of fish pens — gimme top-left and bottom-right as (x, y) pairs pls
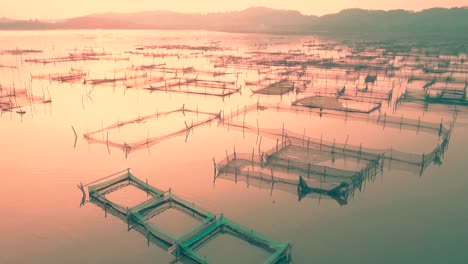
(213, 101), (451, 205)
(2, 35), (467, 263)
(80, 169), (292, 264)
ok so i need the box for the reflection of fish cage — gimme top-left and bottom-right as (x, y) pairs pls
(215, 136), (383, 206)
(85, 170), (291, 263)
(84, 106), (221, 157)
(88, 170), (164, 217)
(177, 214), (292, 264)
(130, 193), (216, 248)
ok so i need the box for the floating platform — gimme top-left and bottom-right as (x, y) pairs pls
(293, 96), (382, 114)
(251, 80), (295, 95)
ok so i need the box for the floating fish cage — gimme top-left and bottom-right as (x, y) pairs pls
(400, 84), (468, 106)
(31, 69), (87, 84)
(88, 171), (164, 216)
(146, 78), (240, 98)
(177, 214), (292, 264)
(84, 106), (221, 156)
(215, 137), (383, 205)
(222, 117), (450, 179)
(244, 103), (452, 138)
(129, 193), (216, 247)
(85, 170), (291, 263)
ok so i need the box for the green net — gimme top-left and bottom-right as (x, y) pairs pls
(129, 193), (216, 247)
(86, 171), (291, 263)
(88, 171), (164, 216)
(178, 214), (291, 264)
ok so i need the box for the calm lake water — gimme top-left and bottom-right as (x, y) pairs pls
(0, 30), (467, 264)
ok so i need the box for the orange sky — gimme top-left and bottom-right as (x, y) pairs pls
(2, 0), (467, 19)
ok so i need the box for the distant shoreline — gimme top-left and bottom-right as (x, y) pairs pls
(0, 6), (467, 48)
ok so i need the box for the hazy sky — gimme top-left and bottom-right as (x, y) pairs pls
(2, 0), (468, 19)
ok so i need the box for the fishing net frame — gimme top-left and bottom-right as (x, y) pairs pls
(177, 214), (292, 264)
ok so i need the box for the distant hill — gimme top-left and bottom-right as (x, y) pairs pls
(58, 7), (317, 33)
(0, 6), (467, 41)
(0, 18), (52, 30)
(315, 8), (468, 37)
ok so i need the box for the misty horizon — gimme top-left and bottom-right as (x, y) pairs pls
(2, 0), (468, 20)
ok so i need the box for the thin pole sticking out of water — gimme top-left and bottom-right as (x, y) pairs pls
(343, 135), (349, 152)
(212, 158), (217, 181)
(106, 131), (110, 155)
(71, 125), (78, 148)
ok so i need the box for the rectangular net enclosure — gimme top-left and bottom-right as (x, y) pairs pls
(88, 170), (164, 217)
(84, 170), (293, 263)
(145, 78), (240, 98)
(400, 83), (468, 107)
(84, 105), (221, 157)
(226, 103), (453, 139)
(31, 68), (87, 84)
(215, 139), (383, 206)
(129, 192), (216, 248)
(224, 103), (452, 176)
(176, 214), (292, 264)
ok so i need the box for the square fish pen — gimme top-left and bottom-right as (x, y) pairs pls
(129, 192), (216, 248)
(88, 170), (164, 217)
(177, 214), (291, 264)
(215, 137), (383, 205)
(145, 78), (240, 99)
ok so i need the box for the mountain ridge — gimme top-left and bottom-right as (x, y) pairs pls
(0, 6), (467, 41)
